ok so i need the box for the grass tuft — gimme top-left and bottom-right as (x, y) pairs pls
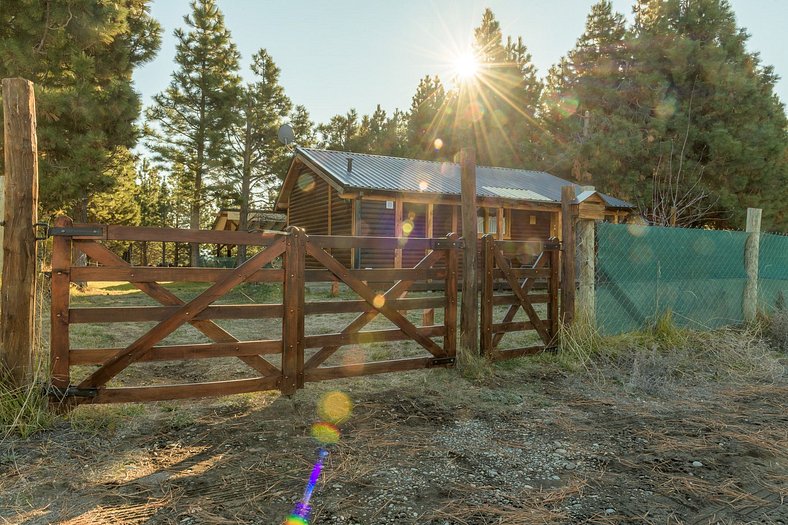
(0, 363), (56, 440)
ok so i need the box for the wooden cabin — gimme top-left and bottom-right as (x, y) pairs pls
(275, 148), (634, 268)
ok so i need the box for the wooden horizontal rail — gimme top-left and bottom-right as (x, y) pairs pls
(492, 321), (536, 333)
(491, 345), (545, 361)
(304, 325), (445, 349)
(71, 224), (287, 245)
(85, 376), (281, 404)
(308, 235), (461, 250)
(69, 266), (446, 284)
(68, 297), (447, 324)
(304, 356), (452, 381)
(70, 339), (282, 365)
(492, 294), (550, 305)
(492, 267), (552, 279)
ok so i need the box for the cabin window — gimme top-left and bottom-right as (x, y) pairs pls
(476, 208), (508, 237)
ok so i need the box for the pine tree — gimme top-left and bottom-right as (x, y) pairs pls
(406, 75), (449, 159)
(289, 105), (317, 148)
(146, 0), (241, 266)
(0, 0), (161, 215)
(225, 49), (291, 262)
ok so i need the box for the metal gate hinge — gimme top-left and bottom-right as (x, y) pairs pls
(430, 357), (456, 367)
(46, 384), (98, 399)
(49, 226), (105, 238)
(34, 222), (49, 241)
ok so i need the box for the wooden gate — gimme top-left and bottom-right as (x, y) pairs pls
(48, 217), (461, 404)
(479, 234), (560, 359)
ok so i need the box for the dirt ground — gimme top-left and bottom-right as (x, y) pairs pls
(1, 283), (787, 524)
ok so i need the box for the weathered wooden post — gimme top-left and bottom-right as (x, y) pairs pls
(560, 186), (577, 326)
(281, 226), (305, 394)
(576, 218), (595, 325)
(459, 148), (478, 361)
(742, 207), (762, 323)
(1, 78), (39, 386)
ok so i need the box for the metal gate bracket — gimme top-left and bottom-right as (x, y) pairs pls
(46, 384), (99, 399)
(49, 226), (105, 238)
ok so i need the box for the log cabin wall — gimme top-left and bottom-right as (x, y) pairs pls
(358, 199), (395, 268)
(402, 202), (427, 268)
(289, 169), (329, 268)
(510, 209), (552, 240)
(330, 189), (353, 267)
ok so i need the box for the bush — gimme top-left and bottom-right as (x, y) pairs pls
(0, 365), (55, 439)
(766, 308), (788, 353)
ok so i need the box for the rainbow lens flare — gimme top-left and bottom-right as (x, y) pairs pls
(311, 422), (340, 444)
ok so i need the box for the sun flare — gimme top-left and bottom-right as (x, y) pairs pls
(453, 52), (479, 80)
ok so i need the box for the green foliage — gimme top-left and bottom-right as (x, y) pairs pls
(0, 366), (55, 439)
(146, 0), (241, 264)
(0, 0), (161, 215)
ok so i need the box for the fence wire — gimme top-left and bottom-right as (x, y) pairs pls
(759, 231), (788, 311)
(595, 223), (754, 335)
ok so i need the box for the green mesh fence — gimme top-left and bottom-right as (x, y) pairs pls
(759, 232), (788, 311)
(595, 223), (749, 335)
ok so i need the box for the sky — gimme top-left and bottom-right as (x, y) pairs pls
(133, 0), (788, 126)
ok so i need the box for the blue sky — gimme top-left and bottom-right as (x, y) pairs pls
(133, 0), (787, 125)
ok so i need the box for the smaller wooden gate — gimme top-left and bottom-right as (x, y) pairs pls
(479, 234), (560, 359)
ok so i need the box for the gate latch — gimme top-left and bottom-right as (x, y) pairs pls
(49, 226), (105, 238)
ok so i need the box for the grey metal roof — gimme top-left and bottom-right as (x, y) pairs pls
(297, 147), (634, 209)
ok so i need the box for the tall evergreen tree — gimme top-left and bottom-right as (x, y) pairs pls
(289, 105), (317, 148)
(406, 75), (449, 159)
(0, 0), (161, 215)
(224, 49), (291, 262)
(146, 0), (241, 266)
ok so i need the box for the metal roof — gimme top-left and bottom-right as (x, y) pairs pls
(296, 147), (634, 209)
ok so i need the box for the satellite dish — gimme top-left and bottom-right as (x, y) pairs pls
(278, 123), (295, 146)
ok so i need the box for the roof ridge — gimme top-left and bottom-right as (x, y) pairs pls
(299, 147), (554, 175)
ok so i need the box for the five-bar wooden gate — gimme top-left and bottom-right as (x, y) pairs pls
(49, 217), (461, 404)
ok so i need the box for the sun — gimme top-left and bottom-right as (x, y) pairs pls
(453, 51), (479, 81)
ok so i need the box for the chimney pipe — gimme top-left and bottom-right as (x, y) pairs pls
(347, 157), (353, 172)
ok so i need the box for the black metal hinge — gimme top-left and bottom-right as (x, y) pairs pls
(430, 357), (456, 367)
(49, 226), (104, 238)
(46, 384), (98, 399)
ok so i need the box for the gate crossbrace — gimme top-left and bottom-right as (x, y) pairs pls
(493, 249), (552, 345)
(75, 241), (281, 378)
(76, 237), (286, 389)
(305, 243), (446, 364)
(491, 251), (548, 349)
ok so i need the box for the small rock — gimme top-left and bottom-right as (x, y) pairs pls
(692, 461), (704, 468)
(564, 462), (577, 470)
(605, 508), (615, 515)
(555, 448), (567, 455)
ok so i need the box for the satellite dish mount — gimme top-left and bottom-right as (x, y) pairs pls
(278, 123), (296, 148)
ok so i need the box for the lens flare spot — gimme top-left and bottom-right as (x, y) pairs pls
(286, 516), (309, 525)
(297, 174), (316, 192)
(433, 138), (444, 150)
(373, 293), (386, 309)
(318, 391), (353, 424)
(419, 180), (428, 191)
(311, 422), (340, 444)
(626, 223), (648, 237)
(402, 220), (414, 235)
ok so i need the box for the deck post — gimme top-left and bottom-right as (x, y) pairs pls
(743, 207), (762, 323)
(459, 148), (479, 360)
(1, 78), (39, 387)
(560, 186), (577, 326)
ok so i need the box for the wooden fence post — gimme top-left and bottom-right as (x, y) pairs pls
(560, 186), (576, 326)
(50, 216), (73, 390)
(576, 218), (595, 325)
(480, 234), (494, 358)
(1, 78), (39, 387)
(459, 148), (478, 360)
(281, 227), (305, 394)
(743, 207), (762, 323)
(548, 239), (560, 341)
(443, 233), (458, 360)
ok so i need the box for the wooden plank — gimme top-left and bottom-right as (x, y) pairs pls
(443, 234), (458, 358)
(304, 325), (444, 348)
(561, 185), (577, 325)
(50, 216), (71, 389)
(492, 345), (544, 361)
(87, 376), (280, 404)
(492, 321), (535, 333)
(306, 242), (446, 358)
(70, 339), (282, 365)
(1, 78), (38, 387)
(492, 294), (549, 305)
(101, 224), (285, 245)
(549, 241), (560, 339)
(423, 204), (435, 326)
(68, 265), (444, 284)
(77, 237), (286, 389)
(492, 267), (551, 279)
(496, 208), (504, 240)
(496, 241), (561, 256)
(460, 148), (478, 358)
(491, 251), (548, 348)
(480, 235), (495, 357)
(494, 248), (552, 345)
(308, 235), (434, 250)
(70, 304), (283, 323)
(281, 227), (306, 394)
(304, 357), (451, 382)
(303, 248), (445, 369)
(394, 198), (403, 268)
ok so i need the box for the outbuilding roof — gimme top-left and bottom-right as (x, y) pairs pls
(279, 147), (634, 209)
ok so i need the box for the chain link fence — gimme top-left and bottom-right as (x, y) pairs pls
(594, 222), (774, 335)
(759, 231), (788, 311)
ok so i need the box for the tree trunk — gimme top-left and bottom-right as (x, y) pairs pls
(237, 101), (253, 266)
(190, 154), (203, 268)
